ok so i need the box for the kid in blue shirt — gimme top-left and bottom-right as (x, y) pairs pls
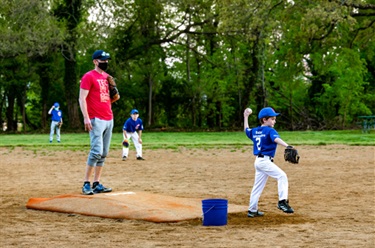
(122, 109), (145, 160)
(48, 102), (63, 143)
(244, 107), (295, 217)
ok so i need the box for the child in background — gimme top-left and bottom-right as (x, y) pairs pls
(48, 102), (63, 143)
(122, 109), (145, 161)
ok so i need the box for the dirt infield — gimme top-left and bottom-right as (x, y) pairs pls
(1, 145), (374, 247)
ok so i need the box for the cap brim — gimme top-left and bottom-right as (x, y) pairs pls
(94, 56), (111, 60)
(259, 113), (280, 119)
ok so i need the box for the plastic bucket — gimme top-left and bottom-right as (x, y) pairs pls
(202, 198), (228, 226)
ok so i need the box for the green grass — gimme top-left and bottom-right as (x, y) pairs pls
(0, 130), (373, 151)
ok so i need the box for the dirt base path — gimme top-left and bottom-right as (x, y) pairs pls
(1, 145), (374, 247)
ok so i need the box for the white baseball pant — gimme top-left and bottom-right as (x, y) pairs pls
(122, 131), (142, 158)
(248, 155), (289, 212)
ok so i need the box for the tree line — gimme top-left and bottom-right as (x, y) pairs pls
(1, 0), (374, 133)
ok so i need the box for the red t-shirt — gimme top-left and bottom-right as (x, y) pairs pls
(80, 70), (113, 120)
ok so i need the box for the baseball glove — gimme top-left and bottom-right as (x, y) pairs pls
(57, 122), (62, 129)
(122, 139), (129, 148)
(107, 75), (120, 101)
(284, 146), (300, 164)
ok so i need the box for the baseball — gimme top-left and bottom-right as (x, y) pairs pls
(245, 108), (252, 115)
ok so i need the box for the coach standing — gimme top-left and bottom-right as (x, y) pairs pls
(78, 50), (120, 195)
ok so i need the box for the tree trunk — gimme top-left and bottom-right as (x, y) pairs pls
(6, 88), (16, 132)
(148, 75), (153, 126)
(20, 88), (27, 133)
(64, 57), (80, 129)
(38, 61), (50, 130)
(216, 101), (222, 128)
(59, 0), (82, 130)
(0, 90), (6, 130)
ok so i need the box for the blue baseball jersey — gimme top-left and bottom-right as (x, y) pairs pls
(245, 126), (280, 157)
(123, 117), (144, 132)
(51, 109), (62, 122)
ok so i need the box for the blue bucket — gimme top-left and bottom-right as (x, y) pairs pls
(202, 199), (228, 226)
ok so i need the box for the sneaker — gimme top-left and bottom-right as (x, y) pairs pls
(82, 183), (94, 195)
(247, 210), (264, 218)
(278, 199), (294, 213)
(122, 156), (127, 161)
(57, 140), (61, 143)
(93, 183), (112, 193)
(136, 156), (145, 160)
(49, 140), (52, 143)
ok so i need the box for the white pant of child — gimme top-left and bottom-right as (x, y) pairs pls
(122, 131), (142, 158)
(248, 156), (289, 212)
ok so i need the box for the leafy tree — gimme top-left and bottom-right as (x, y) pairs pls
(0, 0), (64, 132)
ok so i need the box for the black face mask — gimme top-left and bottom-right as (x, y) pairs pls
(98, 62), (108, 71)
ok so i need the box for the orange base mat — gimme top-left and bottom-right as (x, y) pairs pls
(26, 191), (247, 223)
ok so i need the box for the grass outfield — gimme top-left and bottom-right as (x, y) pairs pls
(0, 130), (374, 151)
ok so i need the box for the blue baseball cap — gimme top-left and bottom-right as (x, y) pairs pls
(258, 107), (280, 119)
(54, 102), (60, 108)
(92, 50), (111, 60)
(130, 109), (139, 115)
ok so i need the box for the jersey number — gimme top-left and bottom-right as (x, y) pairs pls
(256, 137), (261, 151)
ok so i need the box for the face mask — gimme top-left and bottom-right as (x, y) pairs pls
(55, 107), (59, 110)
(98, 62), (108, 71)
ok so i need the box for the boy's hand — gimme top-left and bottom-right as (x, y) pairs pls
(244, 108), (252, 117)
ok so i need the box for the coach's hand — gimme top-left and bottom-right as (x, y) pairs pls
(83, 117), (92, 131)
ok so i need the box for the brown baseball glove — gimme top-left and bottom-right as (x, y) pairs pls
(57, 122), (63, 129)
(107, 75), (120, 101)
(284, 146), (300, 164)
(122, 139), (129, 148)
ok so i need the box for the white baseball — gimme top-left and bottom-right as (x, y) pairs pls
(245, 108), (252, 115)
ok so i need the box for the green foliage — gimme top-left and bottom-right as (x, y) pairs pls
(0, 0), (64, 58)
(324, 49), (368, 123)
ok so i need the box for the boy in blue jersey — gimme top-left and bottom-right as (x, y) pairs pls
(122, 109), (145, 160)
(244, 107), (295, 218)
(48, 102), (63, 143)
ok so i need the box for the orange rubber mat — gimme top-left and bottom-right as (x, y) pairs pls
(26, 191), (247, 223)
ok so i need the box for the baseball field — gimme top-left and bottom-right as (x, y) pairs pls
(1, 131), (374, 247)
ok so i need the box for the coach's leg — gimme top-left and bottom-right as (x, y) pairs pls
(94, 119), (113, 181)
(96, 119), (113, 165)
(93, 121), (113, 193)
(94, 119), (113, 177)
